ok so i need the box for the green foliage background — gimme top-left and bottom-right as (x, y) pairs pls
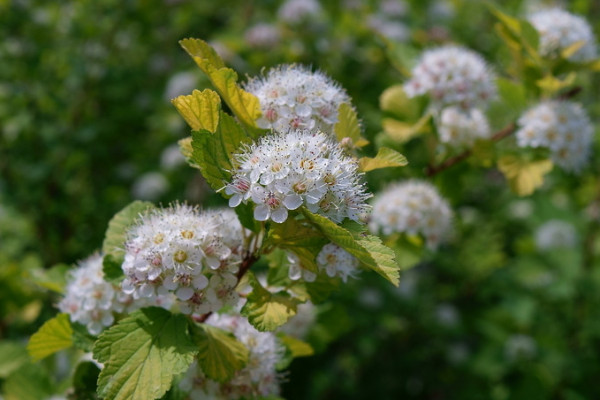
(2, 0), (600, 399)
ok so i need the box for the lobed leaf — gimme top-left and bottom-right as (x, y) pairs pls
(498, 155), (553, 196)
(359, 147), (408, 172)
(241, 273), (302, 332)
(302, 209), (400, 286)
(27, 313), (73, 361)
(93, 308), (197, 400)
(191, 323), (249, 382)
(171, 89), (221, 133)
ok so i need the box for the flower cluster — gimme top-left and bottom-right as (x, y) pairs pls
(121, 204), (245, 315)
(179, 313), (284, 399)
(245, 65), (352, 133)
(515, 100), (593, 172)
(288, 242), (360, 282)
(528, 8), (597, 63)
(278, 0), (322, 25)
(535, 220), (577, 251)
(225, 130), (371, 224)
(370, 180), (453, 249)
(58, 253), (171, 335)
(437, 106), (491, 147)
(404, 45), (496, 110)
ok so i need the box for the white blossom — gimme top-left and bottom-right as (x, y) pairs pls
(279, 301), (316, 339)
(515, 100), (593, 173)
(370, 180), (453, 249)
(535, 219), (577, 251)
(404, 45), (496, 110)
(244, 23), (280, 49)
(131, 172), (169, 201)
(121, 204), (245, 316)
(278, 0), (322, 24)
(245, 65), (352, 133)
(179, 313), (285, 399)
(437, 106), (491, 147)
(528, 8), (597, 62)
(316, 243), (360, 282)
(58, 253), (171, 335)
(226, 130), (371, 224)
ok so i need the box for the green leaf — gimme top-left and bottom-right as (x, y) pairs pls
(179, 38), (262, 134)
(72, 322), (97, 352)
(266, 249), (293, 288)
(93, 308), (197, 400)
(334, 103), (368, 148)
(359, 147), (408, 172)
(191, 111), (253, 192)
(102, 254), (125, 284)
(379, 84), (420, 120)
(3, 363), (53, 400)
(496, 77), (527, 111)
(498, 155), (553, 196)
(72, 361), (101, 400)
(171, 89), (221, 133)
(536, 72), (576, 94)
(102, 201), (155, 278)
(241, 273), (302, 332)
(305, 273), (340, 303)
(383, 113), (431, 143)
(190, 323), (249, 382)
(277, 333), (314, 358)
(30, 263), (68, 293)
(0, 342), (29, 378)
(561, 40), (586, 60)
(234, 201), (259, 233)
(302, 209), (400, 286)
(27, 313), (73, 361)
(265, 218), (328, 273)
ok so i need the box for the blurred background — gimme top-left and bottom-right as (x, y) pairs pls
(2, 0), (600, 399)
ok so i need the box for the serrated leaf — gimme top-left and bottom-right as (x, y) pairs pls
(359, 147), (408, 172)
(102, 201), (155, 273)
(191, 323), (249, 382)
(383, 113), (431, 143)
(93, 308), (196, 400)
(302, 209), (400, 286)
(179, 38), (262, 133)
(334, 103), (366, 147)
(498, 155), (553, 196)
(27, 313), (73, 361)
(241, 273), (301, 332)
(277, 333), (314, 358)
(191, 111), (252, 192)
(171, 89), (221, 132)
(265, 218), (328, 273)
(0, 342), (29, 378)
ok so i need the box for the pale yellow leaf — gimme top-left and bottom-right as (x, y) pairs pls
(171, 89), (221, 132)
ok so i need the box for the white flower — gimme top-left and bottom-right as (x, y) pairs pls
(122, 204), (245, 315)
(370, 180), (453, 249)
(244, 23), (281, 49)
(316, 243), (360, 282)
(437, 106), (491, 147)
(404, 45), (496, 110)
(245, 65), (353, 133)
(226, 130), (371, 224)
(515, 100), (593, 173)
(278, 0), (322, 24)
(528, 8), (597, 62)
(131, 172), (169, 201)
(58, 253), (171, 335)
(179, 313), (285, 399)
(278, 301), (316, 339)
(535, 219), (577, 251)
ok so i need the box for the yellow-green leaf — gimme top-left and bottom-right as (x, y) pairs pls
(383, 113), (431, 143)
(277, 333), (314, 357)
(27, 314), (73, 361)
(179, 38), (262, 132)
(561, 40), (586, 60)
(379, 85), (419, 119)
(359, 147), (408, 172)
(171, 89), (221, 133)
(241, 273), (302, 332)
(498, 155), (553, 196)
(334, 103), (367, 148)
(536, 72), (576, 94)
(191, 324), (249, 382)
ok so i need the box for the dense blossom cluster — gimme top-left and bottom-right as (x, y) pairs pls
(370, 181), (453, 249)
(225, 130), (370, 224)
(404, 45), (496, 110)
(515, 100), (593, 172)
(179, 313), (284, 399)
(121, 204), (245, 315)
(58, 253), (171, 335)
(535, 220), (577, 251)
(528, 8), (597, 63)
(288, 242), (360, 282)
(245, 65), (352, 133)
(437, 106), (491, 147)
